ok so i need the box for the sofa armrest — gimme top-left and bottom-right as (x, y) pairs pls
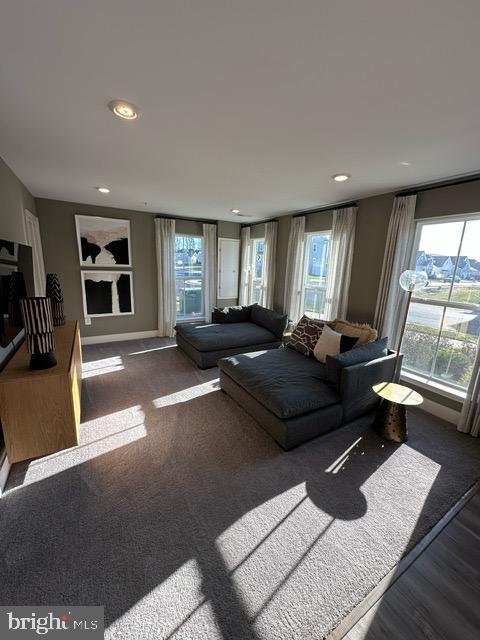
(339, 351), (402, 423)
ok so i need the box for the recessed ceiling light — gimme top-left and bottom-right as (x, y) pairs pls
(231, 209), (241, 214)
(108, 100), (139, 121)
(96, 187), (110, 194)
(332, 173), (351, 182)
(400, 161), (411, 166)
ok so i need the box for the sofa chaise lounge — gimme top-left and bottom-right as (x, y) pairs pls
(175, 304), (288, 369)
(218, 341), (399, 450)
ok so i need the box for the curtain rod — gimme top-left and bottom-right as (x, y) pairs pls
(155, 215), (218, 225)
(292, 201), (358, 218)
(240, 217), (279, 228)
(396, 172), (480, 197)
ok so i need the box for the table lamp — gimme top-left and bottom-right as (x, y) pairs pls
(45, 273), (66, 326)
(20, 297), (57, 369)
(8, 271), (27, 327)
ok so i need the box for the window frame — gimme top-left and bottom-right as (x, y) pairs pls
(174, 233), (205, 323)
(401, 212), (480, 393)
(301, 230), (331, 320)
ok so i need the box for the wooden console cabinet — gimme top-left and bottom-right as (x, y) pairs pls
(0, 320), (82, 463)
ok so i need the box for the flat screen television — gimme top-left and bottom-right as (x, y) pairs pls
(0, 239), (35, 348)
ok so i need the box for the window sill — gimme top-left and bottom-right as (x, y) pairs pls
(401, 371), (466, 402)
(176, 317), (205, 324)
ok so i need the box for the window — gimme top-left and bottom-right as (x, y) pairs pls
(302, 232), (331, 319)
(401, 216), (480, 391)
(248, 238), (265, 304)
(175, 234), (204, 320)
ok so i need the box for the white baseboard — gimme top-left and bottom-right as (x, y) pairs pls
(81, 330), (159, 345)
(0, 453), (11, 496)
(420, 396), (461, 426)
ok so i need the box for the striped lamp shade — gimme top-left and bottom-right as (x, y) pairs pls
(8, 271), (27, 327)
(45, 273), (66, 326)
(20, 297), (57, 369)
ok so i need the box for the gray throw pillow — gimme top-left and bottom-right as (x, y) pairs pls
(212, 305), (252, 323)
(250, 304), (288, 339)
(326, 337), (388, 388)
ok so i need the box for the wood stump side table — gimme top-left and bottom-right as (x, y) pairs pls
(372, 382), (423, 443)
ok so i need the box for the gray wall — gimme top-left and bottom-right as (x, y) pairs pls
(36, 199), (158, 338)
(273, 179), (480, 411)
(36, 199), (242, 337)
(274, 211), (333, 312)
(274, 180), (480, 323)
(0, 155), (35, 243)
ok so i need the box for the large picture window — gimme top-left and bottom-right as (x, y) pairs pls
(175, 234), (204, 320)
(402, 215), (480, 391)
(302, 232), (331, 319)
(248, 238), (265, 305)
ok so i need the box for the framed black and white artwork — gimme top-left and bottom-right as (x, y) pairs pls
(0, 240), (18, 263)
(75, 215), (131, 267)
(80, 271), (134, 317)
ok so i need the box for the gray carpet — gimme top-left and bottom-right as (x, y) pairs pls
(1, 338), (479, 640)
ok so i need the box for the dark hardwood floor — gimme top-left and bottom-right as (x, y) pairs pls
(341, 486), (480, 640)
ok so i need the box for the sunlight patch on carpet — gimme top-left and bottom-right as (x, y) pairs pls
(152, 379), (220, 408)
(8, 406), (147, 490)
(82, 356), (124, 378)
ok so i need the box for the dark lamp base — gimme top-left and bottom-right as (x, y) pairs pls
(30, 351), (57, 370)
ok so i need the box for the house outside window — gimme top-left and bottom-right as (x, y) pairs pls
(175, 234), (204, 320)
(401, 215), (480, 391)
(248, 238), (265, 304)
(302, 232), (331, 319)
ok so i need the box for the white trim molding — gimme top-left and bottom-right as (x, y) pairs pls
(401, 371), (466, 403)
(81, 330), (159, 345)
(419, 396), (461, 426)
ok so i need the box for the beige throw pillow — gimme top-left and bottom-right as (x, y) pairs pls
(331, 319), (377, 346)
(313, 325), (359, 363)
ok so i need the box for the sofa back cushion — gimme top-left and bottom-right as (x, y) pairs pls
(250, 304), (288, 339)
(287, 315), (326, 356)
(331, 319), (377, 346)
(212, 305), (252, 323)
(326, 337), (389, 388)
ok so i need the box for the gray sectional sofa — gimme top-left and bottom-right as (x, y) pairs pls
(175, 304), (288, 369)
(218, 342), (399, 450)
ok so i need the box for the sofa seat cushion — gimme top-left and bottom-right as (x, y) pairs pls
(218, 348), (340, 419)
(175, 322), (278, 352)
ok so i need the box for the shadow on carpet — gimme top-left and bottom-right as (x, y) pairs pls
(1, 338), (479, 640)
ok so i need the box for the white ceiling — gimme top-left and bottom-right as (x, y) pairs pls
(1, 1), (480, 222)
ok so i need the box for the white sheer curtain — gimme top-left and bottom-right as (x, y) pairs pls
(238, 226), (251, 305)
(262, 221), (277, 309)
(202, 223), (217, 322)
(24, 210), (46, 295)
(373, 195), (417, 344)
(324, 206), (357, 320)
(283, 216), (306, 322)
(457, 347), (480, 437)
(155, 218), (176, 337)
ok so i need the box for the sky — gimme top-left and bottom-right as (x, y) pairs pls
(419, 220), (480, 260)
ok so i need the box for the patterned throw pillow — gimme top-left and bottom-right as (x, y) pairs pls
(287, 316), (326, 356)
